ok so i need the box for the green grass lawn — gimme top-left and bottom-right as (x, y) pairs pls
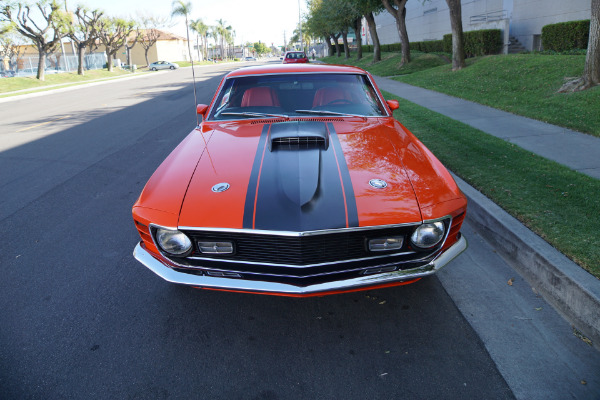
(0, 69), (135, 95)
(395, 54), (600, 137)
(382, 91), (600, 278)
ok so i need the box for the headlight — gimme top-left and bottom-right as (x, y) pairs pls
(155, 228), (192, 256)
(410, 221), (446, 249)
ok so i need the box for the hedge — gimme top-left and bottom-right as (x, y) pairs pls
(362, 28), (502, 57)
(444, 29), (503, 57)
(409, 40), (445, 52)
(542, 20), (589, 52)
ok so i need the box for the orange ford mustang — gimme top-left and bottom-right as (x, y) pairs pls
(132, 64), (467, 297)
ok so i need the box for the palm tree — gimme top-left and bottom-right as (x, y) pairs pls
(215, 19), (232, 61)
(171, 0), (193, 62)
(190, 18), (209, 61)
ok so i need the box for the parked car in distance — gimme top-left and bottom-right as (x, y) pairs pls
(132, 64), (467, 297)
(283, 51), (309, 64)
(245, 56), (257, 61)
(148, 61), (179, 71)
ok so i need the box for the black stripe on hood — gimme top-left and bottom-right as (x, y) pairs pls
(243, 121), (358, 231)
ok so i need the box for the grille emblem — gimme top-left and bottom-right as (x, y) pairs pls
(211, 183), (230, 193)
(369, 179), (388, 189)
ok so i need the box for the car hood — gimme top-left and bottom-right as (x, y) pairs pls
(170, 118), (461, 232)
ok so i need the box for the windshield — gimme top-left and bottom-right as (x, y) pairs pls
(208, 73), (387, 120)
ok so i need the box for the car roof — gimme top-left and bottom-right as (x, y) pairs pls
(225, 64), (368, 78)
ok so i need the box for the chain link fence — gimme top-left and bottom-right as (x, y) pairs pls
(2, 52), (107, 77)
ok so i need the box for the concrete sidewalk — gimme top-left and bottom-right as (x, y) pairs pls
(373, 76), (600, 180)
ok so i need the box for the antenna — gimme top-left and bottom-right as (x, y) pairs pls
(191, 57), (199, 127)
(183, 14), (199, 127)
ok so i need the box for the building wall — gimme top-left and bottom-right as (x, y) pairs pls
(113, 43), (158, 67)
(373, 0), (590, 51)
(155, 39), (189, 62)
(510, 0), (590, 50)
(107, 39), (187, 66)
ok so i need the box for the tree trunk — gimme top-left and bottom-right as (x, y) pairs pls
(399, 7), (410, 65)
(446, 0), (466, 70)
(365, 12), (381, 62)
(107, 52), (113, 72)
(36, 50), (46, 81)
(559, 0), (600, 91)
(354, 17), (363, 60)
(197, 34), (201, 61)
(330, 34), (341, 57)
(342, 31), (350, 59)
(327, 36), (335, 56)
(77, 44), (85, 75)
(383, 0), (410, 65)
(584, 0), (600, 86)
(144, 48), (150, 67)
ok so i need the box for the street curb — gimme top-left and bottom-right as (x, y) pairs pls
(454, 174), (600, 350)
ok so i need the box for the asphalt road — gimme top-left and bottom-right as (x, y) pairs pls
(0, 63), (597, 399)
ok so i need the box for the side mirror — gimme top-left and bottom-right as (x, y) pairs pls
(196, 104), (209, 116)
(386, 100), (399, 111)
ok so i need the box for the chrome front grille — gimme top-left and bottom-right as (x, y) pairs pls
(178, 226), (436, 268)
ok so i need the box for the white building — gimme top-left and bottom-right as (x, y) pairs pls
(372, 0), (591, 52)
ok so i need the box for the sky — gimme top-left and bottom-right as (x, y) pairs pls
(75, 0), (307, 47)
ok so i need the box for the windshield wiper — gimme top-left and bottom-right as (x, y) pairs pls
(220, 112), (289, 119)
(295, 109), (365, 118)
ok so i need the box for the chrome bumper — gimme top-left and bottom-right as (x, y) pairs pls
(133, 235), (467, 295)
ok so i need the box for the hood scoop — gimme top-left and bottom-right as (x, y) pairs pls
(268, 121), (329, 208)
(269, 121), (329, 151)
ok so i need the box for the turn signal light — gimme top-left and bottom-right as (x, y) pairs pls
(198, 241), (234, 254)
(368, 237), (403, 252)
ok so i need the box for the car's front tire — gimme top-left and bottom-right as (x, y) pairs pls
(152, 67), (157, 71)
(170, 66), (175, 70)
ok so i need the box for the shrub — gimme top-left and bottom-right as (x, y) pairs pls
(443, 34), (452, 53)
(410, 40), (445, 52)
(444, 29), (502, 56)
(464, 29), (503, 57)
(542, 20), (589, 51)
(364, 28), (502, 58)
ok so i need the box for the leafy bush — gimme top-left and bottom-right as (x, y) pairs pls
(465, 29), (503, 56)
(363, 28), (501, 58)
(410, 40), (445, 52)
(542, 20), (589, 51)
(443, 34), (452, 53)
(444, 29), (502, 56)
(381, 43), (403, 52)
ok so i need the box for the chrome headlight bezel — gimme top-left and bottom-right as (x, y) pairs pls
(410, 219), (449, 251)
(152, 226), (193, 257)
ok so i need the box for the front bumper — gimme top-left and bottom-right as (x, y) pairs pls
(133, 235), (467, 296)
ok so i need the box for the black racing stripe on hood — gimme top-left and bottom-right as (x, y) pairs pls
(242, 121), (359, 231)
(327, 122), (359, 228)
(243, 124), (270, 229)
